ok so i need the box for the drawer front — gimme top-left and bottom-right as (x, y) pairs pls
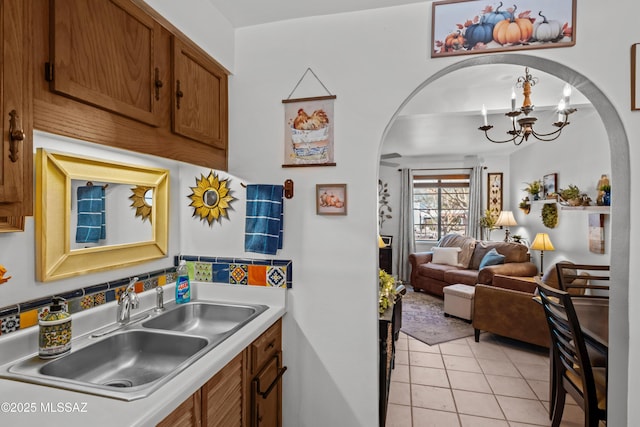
(251, 319), (281, 373)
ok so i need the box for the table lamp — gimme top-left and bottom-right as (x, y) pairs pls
(530, 233), (555, 274)
(495, 210), (518, 242)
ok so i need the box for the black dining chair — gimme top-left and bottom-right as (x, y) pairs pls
(555, 262), (610, 297)
(536, 281), (607, 427)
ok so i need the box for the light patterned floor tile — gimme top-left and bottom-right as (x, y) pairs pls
(388, 381), (411, 406)
(440, 342), (475, 357)
(385, 403), (412, 427)
(526, 378), (550, 402)
(477, 357), (522, 377)
(486, 375), (537, 399)
(447, 370), (492, 393)
(411, 384), (456, 412)
(459, 414), (509, 427)
(452, 389), (505, 419)
(396, 349), (409, 365)
(408, 337), (441, 353)
(410, 351), (445, 369)
(495, 395), (550, 425)
(412, 407), (461, 427)
(391, 364), (410, 383)
(443, 354), (482, 373)
(516, 362), (551, 381)
(410, 366), (450, 388)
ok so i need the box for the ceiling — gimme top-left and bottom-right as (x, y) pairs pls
(206, 1), (591, 161)
(206, 0), (427, 28)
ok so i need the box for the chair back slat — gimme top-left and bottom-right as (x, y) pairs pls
(535, 279), (604, 420)
(556, 262), (610, 297)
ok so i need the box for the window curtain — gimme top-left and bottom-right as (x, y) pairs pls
(397, 168), (415, 283)
(467, 165), (483, 240)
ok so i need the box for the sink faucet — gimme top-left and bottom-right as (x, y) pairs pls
(117, 277), (140, 324)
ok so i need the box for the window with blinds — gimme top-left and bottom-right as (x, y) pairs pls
(413, 173), (470, 241)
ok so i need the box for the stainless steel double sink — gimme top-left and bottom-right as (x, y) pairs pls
(1, 301), (268, 401)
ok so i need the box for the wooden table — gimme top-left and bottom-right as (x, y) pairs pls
(573, 296), (609, 353)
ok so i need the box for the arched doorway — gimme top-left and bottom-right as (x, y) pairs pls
(380, 53), (630, 425)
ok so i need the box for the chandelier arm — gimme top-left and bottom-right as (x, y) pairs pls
(479, 127), (523, 144)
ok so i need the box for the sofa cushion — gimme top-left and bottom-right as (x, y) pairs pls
(438, 234), (476, 268)
(432, 247), (462, 266)
(418, 262), (459, 281)
(470, 241), (529, 270)
(479, 248), (506, 269)
(443, 269), (480, 286)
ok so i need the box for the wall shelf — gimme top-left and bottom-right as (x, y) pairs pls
(527, 199), (610, 213)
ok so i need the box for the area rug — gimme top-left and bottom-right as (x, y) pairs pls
(400, 286), (474, 346)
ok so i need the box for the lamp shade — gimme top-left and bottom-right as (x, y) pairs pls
(495, 210), (518, 227)
(530, 233), (555, 251)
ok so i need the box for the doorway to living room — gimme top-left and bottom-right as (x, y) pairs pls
(377, 54), (630, 425)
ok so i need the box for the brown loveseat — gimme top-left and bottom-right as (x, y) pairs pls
(409, 234), (537, 297)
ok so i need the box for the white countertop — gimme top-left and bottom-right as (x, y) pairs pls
(0, 282), (287, 426)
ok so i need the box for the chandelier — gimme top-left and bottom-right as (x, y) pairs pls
(479, 67), (576, 145)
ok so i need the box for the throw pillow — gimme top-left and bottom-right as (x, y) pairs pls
(431, 247), (462, 267)
(479, 248), (505, 269)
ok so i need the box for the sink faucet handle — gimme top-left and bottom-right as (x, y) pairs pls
(127, 277), (140, 309)
(127, 277), (140, 292)
(155, 287), (165, 312)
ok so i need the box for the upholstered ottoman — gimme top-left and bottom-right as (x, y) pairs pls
(443, 284), (475, 321)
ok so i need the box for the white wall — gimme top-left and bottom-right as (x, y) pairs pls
(509, 106), (611, 270)
(229, 3), (637, 426)
(0, 132), (180, 307)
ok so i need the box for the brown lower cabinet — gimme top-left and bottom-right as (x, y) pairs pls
(158, 319), (283, 427)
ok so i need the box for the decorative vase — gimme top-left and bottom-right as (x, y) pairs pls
(603, 191), (611, 206)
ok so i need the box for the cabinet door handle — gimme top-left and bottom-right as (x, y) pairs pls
(258, 366), (287, 399)
(8, 110), (25, 163)
(154, 67), (163, 101)
(176, 80), (183, 109)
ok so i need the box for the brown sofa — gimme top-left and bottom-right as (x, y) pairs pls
(408, 234), (538, 297)
(473, 275), (550, 347)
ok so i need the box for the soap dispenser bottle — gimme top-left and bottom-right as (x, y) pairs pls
(175, 260), (191, 304)
(39, 297), (72, 359)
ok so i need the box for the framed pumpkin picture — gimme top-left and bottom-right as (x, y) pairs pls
(316, 184), (347, 215)
(431, 0), (576, 58)
(487, 172), (503, 220)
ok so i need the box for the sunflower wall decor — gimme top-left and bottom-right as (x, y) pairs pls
(188, 171), (236, 226)
(129, 186), (153, 223)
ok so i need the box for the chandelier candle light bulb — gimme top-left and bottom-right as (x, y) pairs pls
(481, 104), (488, 126)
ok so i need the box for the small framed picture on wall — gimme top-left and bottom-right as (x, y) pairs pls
(316, 184), (347, 215)
(543, 173), (558, 198)
(487, 172), (503, 220)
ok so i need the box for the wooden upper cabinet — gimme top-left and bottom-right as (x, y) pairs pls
(0, 0), (32, 224)
(172, 36), (228, 150)
(49, 0), (162, 126)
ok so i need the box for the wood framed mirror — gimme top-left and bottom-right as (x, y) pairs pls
(35, 149), (169, 281)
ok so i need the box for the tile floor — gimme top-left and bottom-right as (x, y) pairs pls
(386, 332), (595, 427)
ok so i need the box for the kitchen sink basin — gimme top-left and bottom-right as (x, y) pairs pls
(2, 300), (269, 401)
(142, 302), (267, 338)
(40, 330), (207, 387)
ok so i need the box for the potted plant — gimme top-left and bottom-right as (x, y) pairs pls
(379, 269), (397, 315)
(599, 183), (611, 206)
(519, 197), (531, 214)
(523, 180), (542, 200)
(558, 184), (583, 206)
(478, 209), (497, 240)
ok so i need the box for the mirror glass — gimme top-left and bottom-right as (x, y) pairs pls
(70, 181), (153, 250)
(36, 149), (169, 281)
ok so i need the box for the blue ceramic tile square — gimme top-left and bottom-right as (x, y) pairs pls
(213, 263), (230, 283)
(105, 290), (116, 302)
(267, 266), (287, 287)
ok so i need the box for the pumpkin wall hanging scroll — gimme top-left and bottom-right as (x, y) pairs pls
(431, 0), (576, 58)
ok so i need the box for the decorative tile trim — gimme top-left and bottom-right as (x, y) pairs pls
(0, 255), (293, 338)
(176, 255), (293, 289)
(0, 267), (175, 337)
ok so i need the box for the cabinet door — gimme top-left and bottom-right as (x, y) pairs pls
(157, 389), (202, 427)
(202, 351), (247, 427)
(252, 353), (283, 427)
(172, 36), (228, 150)
(0, 0), (31, 221)
(49, 0), (162, 126)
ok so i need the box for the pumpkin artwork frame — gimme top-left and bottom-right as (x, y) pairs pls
(431, 0), (576, 58)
